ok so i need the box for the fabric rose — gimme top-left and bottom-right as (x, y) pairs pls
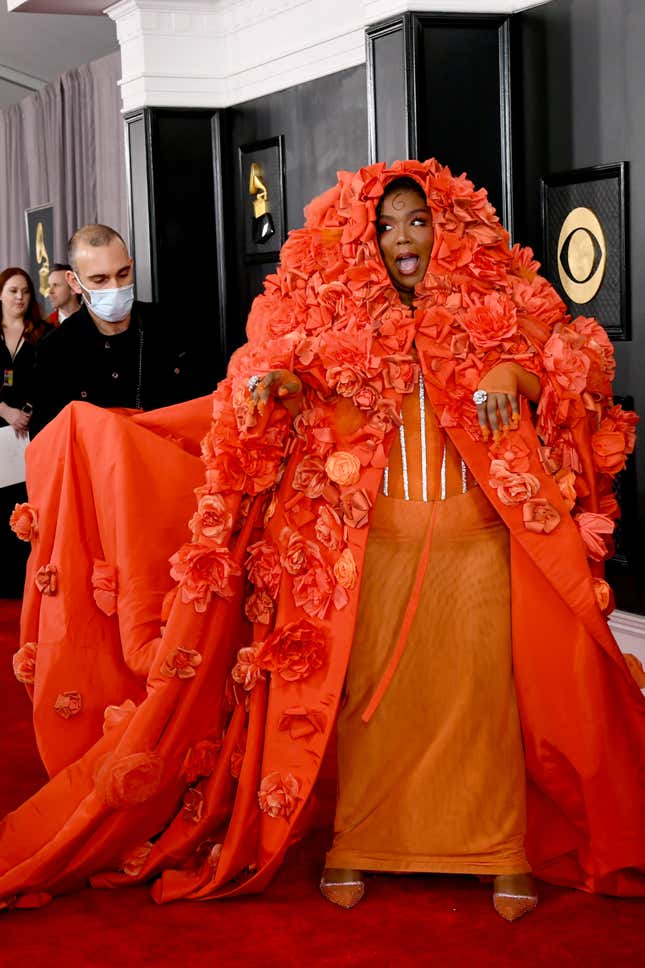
(160, 646), (202, 679)
(592, 578), (613, 614)
(103, 698), (137, 734)
(340, 489), (372, 528)
(291, 556), (336, 620)
(591, 428), (629, 476)
(326, 364), (363, 397)
(292, 455), (328, 499)
(244, 589), (275, 625)
(555, 469), (577, 511)
(574, 512), (615, 561)
(245, 540), (282, 598)
(54, 691), (82, 719)
(543, 331), (590, 395)
(382, 354), (417, 394)
(258, 771), (300, 819)
(341, 200), (375, 246)
(203, 421), (288, 495)
(182, 787), (205, 823)
(12, 642), (37, 685)
(522, 498), (561, 535)
(537, 445), (562, 477)
(591, 407), (638, 475)
(314, 505), (344, 550)
(461, 291), (518, 348)
(334, 547), (358, 589)
(325, 451), (361, 487)
(280, 530), (312, 575)
(189, 491), (233, 545)
(92, 560), (118, 616)
(278, 706), (327, 740)
(182, 739), (221, 784)
(488, 460), (540, 506)
(489, 435), (531, 473)
(231, 645), (265, 691)
(9, 502), (38, 542)
(169, 543), (242, 612)
(34, 563), (57, 595)
(256, 621), (326, 682)
(121, 841), (153, 877)
(96, 751), (164, 808)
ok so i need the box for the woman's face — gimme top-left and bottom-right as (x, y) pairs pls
(377, 187), (434, 306)
(1, 274), (31, 321)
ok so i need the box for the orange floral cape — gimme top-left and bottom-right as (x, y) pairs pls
(2, 159), (644, 910)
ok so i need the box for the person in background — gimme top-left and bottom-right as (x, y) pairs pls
(30, 224), (206, 435)
(0, 267), (52, 597)
(46, 262), (80, 325)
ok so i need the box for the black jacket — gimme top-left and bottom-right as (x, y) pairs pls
(0, 323), (54, 428)
(31, 301), (210, 435)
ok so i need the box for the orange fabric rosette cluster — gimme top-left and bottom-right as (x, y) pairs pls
(2, 159), (643, 913)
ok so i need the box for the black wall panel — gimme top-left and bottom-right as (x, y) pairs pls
(367, 14), (513, 230)
(515, 0), (645, 611)
(125, 107), (224, 389)
(225, 65), (369, 350)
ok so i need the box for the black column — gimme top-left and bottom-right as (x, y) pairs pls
(124, 107), (230, 385)
(367, 13), (515, 233)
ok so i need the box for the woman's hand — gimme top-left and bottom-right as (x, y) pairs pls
(0, 402), (30, 437)
(249, 369), (303, 417)
(475, 362), (541, 440)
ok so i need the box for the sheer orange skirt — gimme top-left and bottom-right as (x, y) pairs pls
(326, 387), (530, 874)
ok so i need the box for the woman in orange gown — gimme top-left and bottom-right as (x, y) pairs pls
(1, 160), (643, 917)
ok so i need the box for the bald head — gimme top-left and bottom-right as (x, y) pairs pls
(68, 224), (128, 273)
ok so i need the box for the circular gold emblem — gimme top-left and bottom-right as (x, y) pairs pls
(556, 207), (606, 304)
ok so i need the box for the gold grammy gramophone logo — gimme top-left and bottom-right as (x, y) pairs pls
(35, 220), (50, 299)
(556, 206), (606, 304)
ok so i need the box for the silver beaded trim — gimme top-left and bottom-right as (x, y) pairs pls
(399, 416), (410, 501)
(440, 442), (447, 501)
(419, 371), (428, 503)
(383, 374), (468, 502)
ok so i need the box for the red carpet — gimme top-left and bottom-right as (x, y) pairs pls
(0, 599), (642, 967)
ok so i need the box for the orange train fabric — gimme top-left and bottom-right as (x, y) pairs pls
(326, 390), (531, 875)
(0, 393), (642, 908)
(1, 157), (644, 911)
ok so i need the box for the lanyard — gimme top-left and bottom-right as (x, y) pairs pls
(1, 330), (24, 362)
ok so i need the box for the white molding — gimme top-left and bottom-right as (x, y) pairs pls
(364, 0), (552, 17)
(609, 608), (645, 668)
(105, 0), (553, 112)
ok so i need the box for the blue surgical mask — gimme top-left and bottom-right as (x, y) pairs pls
(74, 272), (135, 324)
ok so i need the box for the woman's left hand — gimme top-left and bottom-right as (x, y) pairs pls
(475, 362), (541, 440)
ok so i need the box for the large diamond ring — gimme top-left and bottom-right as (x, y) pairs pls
(248, 374), (262, 394)
(473, 389), (488, 406)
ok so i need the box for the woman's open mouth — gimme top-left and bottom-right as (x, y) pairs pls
(396, 255), (420, 276)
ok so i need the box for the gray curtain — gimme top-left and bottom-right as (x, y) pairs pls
(0, 50), (128, 274)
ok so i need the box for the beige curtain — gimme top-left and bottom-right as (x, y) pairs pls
(0, 50), (127, 272)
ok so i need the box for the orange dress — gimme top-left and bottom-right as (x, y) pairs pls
(327, 378), (530, 874)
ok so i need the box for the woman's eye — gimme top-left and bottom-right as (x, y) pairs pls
(377, 223), (392, 234)
(411, 218), (426, 226)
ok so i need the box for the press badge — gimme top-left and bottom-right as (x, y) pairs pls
(2, 368), (13, 387)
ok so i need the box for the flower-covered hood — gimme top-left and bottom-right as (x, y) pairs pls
(219, 159), (634, 574)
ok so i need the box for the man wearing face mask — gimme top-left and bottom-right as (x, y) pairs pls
(30, 225), (201, 435)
